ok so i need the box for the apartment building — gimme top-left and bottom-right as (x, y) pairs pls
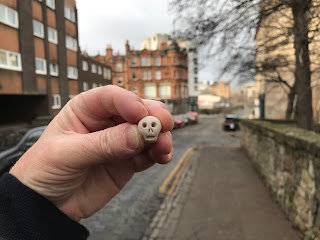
(99, 40), (189, 114)
(0, 0), (79, 124)
(79, 52), (112, 92)
(141, 34), (199, 112)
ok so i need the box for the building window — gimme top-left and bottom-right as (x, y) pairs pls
(49, 63), (59, 76)
(131, 57), (137, 66)
(194, 68), (198, 74)
(0, 4), (19, 28)
(159, 85), (171, 98)
(103, 68), (111, 80)
(33, 20), (44, 38)
(46, 0), (55, 10)
(66, 35), (77, 51)
(132, 71), (137, 80)
(92, 83), (98, 88)
(174, 71), (179, 79)
(98, 66), (102, 75)
(116, 62), (122, 72)
(91, 64), (97, 73)
(194, 77), (198, 83)
(64, 6), (76, 22)
(67, 66), (78, 79)
(83, 82), (89, 91)
(99, 83), (103, 87)
(142, 71), (151, 80)
(82, 61), (88, 71)
(141, 57), (150, 66)
(155, 70), (161, 80)
(0, 49), (22, 71)
(35, 58), (47, 75)
(155, 57), (161, 66)
(69, 95), (76, 99)
(144, 85), (156, 98)
(52, 94), (61, 109)
(117, 76), (123, 85)
(193, 58), (198, 65)
(48, 27), (58, 44)
(174, 56), (178, 65)
(132, 87), (138, 95)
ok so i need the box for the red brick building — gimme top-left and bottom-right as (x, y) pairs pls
(97, 40), (189, 114)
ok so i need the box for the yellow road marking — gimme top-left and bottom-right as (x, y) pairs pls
(159, 147), (194, 194)
(167, 157), (190, 195)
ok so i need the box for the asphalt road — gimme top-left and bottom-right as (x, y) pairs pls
(81, 114), (239, 240)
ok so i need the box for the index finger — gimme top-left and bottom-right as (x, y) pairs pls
(68, 85), (149, 132)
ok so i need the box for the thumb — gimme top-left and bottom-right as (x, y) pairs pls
(73, 123), (145, 167)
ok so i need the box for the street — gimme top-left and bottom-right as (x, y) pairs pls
(81, 114), (240, 239)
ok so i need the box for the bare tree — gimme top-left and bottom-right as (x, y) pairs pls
(170, 0), (317, 129)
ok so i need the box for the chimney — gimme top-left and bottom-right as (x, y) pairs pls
(125, 40), (130, 54)
(106, 44), (113, 63)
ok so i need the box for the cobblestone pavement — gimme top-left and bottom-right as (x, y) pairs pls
(81, 114), (239, 240)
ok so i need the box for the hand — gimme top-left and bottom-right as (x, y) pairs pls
(10, 86), (174, 222)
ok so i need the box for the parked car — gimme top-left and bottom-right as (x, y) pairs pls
(173, 115), (185, 129)
(0, 126), (46, 176)
(187, 112), (199, 123)
(180, 114), (189, 126)
(185, 113), (197, 124)
(223, 114), (240, 131)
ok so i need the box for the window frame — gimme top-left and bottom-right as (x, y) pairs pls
(35, 57), (47, 75)
(67, 66), (78, 79)
(117, 76), (123, 85)
(91, 64), (97, 73)
(83, 82), (89, 91)
(48, 27), (58, 44)
(64, 6), (76, 22)
(116, 62), (123, 72)
(132, 71), (137, 80)
(46, 0), (55, 10)
(82, 61), (88, 71)
(0, 49), (22, 71)
(131, 57), (137, 66)
(98, 66), (102, 75)
(49, 63), (59, 76)
(154, 57), (161, 66)
(66, 35), (77, 51)
(155, 70), (161, 80)
(33, 20), (44, 38)
(159, 85), (171, 98)
(144, 85), (157, 99)
(0, 4), (19, 29)
(52, 94), (61, 109)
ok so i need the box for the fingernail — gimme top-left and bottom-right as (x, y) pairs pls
(136, 101), (149, 116)
(125, 125), (141, 150)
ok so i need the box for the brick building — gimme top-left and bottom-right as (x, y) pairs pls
(209, 80), (231, 100)
(0, 0), (79, 124)
(79, 52), (112, 92)
(97, 40), (189, 114)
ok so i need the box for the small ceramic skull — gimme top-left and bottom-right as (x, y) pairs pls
(138, 116), (162, 143)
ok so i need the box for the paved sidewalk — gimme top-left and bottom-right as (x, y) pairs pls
(145, 145), (301, 240)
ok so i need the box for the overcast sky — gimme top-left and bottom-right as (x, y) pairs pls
(76, 0), (220, 83)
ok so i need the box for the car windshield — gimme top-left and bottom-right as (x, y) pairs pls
(0, 130), (27, 152)
(173, 116), (181, 120)
(225, 118), (236, 123)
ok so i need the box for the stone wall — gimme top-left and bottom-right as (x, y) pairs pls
(240, 120), (320, 239)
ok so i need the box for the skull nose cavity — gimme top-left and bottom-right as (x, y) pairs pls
(148, 128), (154, 135)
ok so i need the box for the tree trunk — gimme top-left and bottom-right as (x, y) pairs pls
(285, 81), (297, 120)
(292, 1), (313, 130)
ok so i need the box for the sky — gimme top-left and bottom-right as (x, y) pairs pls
(76, 0), (220, 83)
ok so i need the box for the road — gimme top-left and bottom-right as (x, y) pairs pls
(81, 114), (239, 240)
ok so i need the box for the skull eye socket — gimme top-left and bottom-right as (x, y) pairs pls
(151, 122), (157, 128)
(142, 122), (147, 128)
